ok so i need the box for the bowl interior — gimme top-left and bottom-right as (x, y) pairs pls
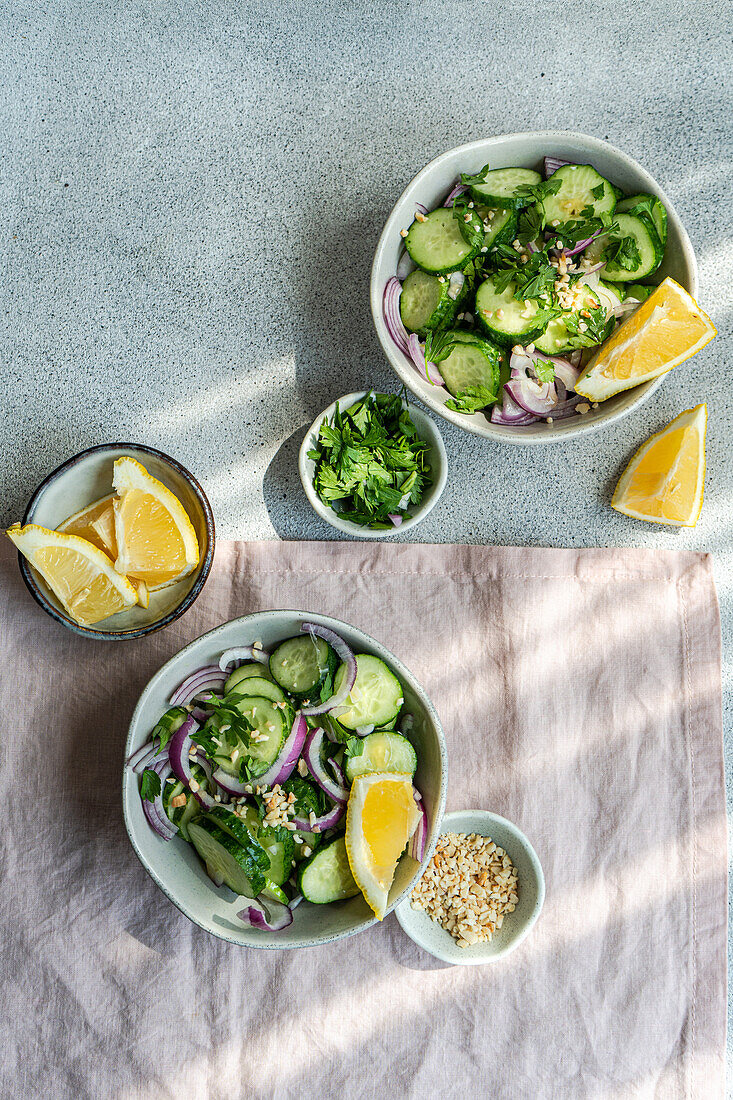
(396, 809), (544, 964)
(21, 444), (213, 636)
(123, 610), (447, 948)
(299, 392), (448, 538)
(371, 131), (697, 443)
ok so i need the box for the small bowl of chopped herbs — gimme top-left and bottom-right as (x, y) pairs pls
(299, 390), (448, 536)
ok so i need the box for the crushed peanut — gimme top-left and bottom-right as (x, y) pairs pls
(170, 793), (187, 809)
(410, 832), (519, 948)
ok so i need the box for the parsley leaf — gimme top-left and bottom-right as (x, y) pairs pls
(459, 163), (490, 186)
(602, 234), (641, 272)
(344, 736), (364, 759)
(445, 385), (498, 413)
(452, 197), (483, 247)
(533, 357), (555, 383)
(563, 305), (609, 347)
(513, 177), (562, 206)
(591, 183), (606, 200)
(140, 768), (161, 802)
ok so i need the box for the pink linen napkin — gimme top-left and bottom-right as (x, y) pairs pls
(0, 539), (725, 1099)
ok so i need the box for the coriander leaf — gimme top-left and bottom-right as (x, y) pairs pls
(424, 329), (457, 364)
(601, 234), (641, 271)
(445, 385), (498, 413)
(591, 183), (605, 199)
(563, 305), (609, 347)
(516, 204), (543, 244)
(459, 163), (490, 186)
(344, 737), (364, 759)
(140, 768), (161, 802)
(533, 357), (555, 383)
(514, 177), (561, 205)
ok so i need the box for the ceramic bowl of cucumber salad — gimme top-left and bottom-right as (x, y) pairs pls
(123, 610), (447, 948)
(371, 131), (697, 443)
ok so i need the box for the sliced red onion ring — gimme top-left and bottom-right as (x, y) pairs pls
(577, 262), (606, 282)
(292, 802), (344, 833)
(303, 727), (349, 804)
(406, 333), (444, 387)
(212, 712), (308, 795)
(383, 277), (410, 356)
(395, 248), (415, 282)
(218, 646), (269, 672)
(299, 623), (357, 716)
(414, 202), (428, 216)
(443, 181), (467, 207)
(170, 666), (228, 707)
(490, 389), (538, 426)
(519, 349), (581, 391)
(168, 715), (201, 785)
(544, 156), (569, 178)
(142, 760), (178, 840)
(328, 756), (348, 789)
(388, 513), (403, 527)
(408, 789), (428, 861)
(237, 894), (293, 931)
(505, 377), (557, 417)
(563, 229), (601, 257)
(127, 739), (163, 773)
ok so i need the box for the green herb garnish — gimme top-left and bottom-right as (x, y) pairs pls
(563, 305), (609, 347)
(309, 391), (432, 529)
(140, 768), (161, 802)
(602, 234), (642, 272)
(445, 385), (498, 414)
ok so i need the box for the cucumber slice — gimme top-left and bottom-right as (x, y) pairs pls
(476, 205), (517, 249)
(475, 274), (551, 345)
(333, 654), (404, 730)
(599, 279), (626, 303)
(205, 805), (260, 846)
(616, 193), (667, 247)
(584, 213), (662, 282)
(344, 731), (417, 782)
(399, 269), (456, 336)
(541, 164), (617, 222)
(436, 335), (501, 401)
(220, 696), (287, 774)
(298, 834), (360, 904)
(534, 285), (603, 354)
(225, 662), (273, 693)
(225, 675), (288, 707)
(468, 167), (541, 208)
(188, 820), (268, 898)
(625, 283), (655, 302)
(269, 635), (329, 695)
(178, 791), (202, 841)
(162, 778), (186, 825)
(405, 208), (482, 275)
(209, 805), (295, 886)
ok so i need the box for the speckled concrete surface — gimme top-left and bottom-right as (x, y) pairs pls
(2, 0), (732, 1069)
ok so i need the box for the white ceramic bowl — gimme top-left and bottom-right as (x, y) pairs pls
(123, 610), (448, 948)
(371, 131), (698, 444)
(16, 442), (215, 640)
(299, 391), (448, 537)
(395, 809), (544, 964)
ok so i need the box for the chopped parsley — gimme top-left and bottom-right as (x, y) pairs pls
(532, 357), (556, 383)
(601, 234), (642, 272)
(564, 305), (609, 347)
(140, 768), (161, 803)
(308, 391), (432, 529)
(445, 384), (498, 414)
(513, 176), (562, 206)
(459, 163), (491, 187)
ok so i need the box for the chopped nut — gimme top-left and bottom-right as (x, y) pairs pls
(170, 793), (187, 809)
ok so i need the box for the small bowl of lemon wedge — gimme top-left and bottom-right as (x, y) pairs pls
(6, 443), (215, 639)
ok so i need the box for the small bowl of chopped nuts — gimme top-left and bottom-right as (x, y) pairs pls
(395, 809), (544, 965)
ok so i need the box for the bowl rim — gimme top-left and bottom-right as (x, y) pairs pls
(122, 608), (449, 948)
(298, 390), (449, 537)
(370, 129), (699, 445)
(395, 808), (546, 964)
(18, 441), (216, 640)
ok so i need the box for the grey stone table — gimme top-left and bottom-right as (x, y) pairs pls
(2, 0), (732, 1079)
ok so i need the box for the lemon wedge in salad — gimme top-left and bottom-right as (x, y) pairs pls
(112, 457), (199, 590)
(611, 403), (707, 526)
(345, 772), (421, 920)
(6, 523), (139, 625)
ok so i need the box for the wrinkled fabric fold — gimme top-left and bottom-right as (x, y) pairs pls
(0, 539), (725, 1099)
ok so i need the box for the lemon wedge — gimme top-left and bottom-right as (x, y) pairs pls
(611, 403), (707, 526)
(345, 772), (421, 920)
(112, 457), (199, 590)
(57, 494), (117, 555)
(6, 523), (138, 625)
(575, 277), (716, 402)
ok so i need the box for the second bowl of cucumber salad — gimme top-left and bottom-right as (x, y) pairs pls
(123, 610), (446, 948)
(371, 131), (697, 442)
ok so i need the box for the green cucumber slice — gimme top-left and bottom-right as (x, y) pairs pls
(225, 662), (273, 693)
(625, 283), (655, 302)
(188, 820), (268, 898)
(399, 269), (457, 336)
(475, 274), (551, 345)
(344, 731), (417, 782)
(298, 834), (360, 904)
(225, 675), (288, 706)
(541, 164), (617, 222)
(468, 167), (541, 208)
(436, 335), (501, 401)
(584, 213), (662, 282)
(616, 193), (667, 247)
(269, 635), (329, 695)
(219, 695), (287, 775)
(211, 805), (295, 886)
(476, 205), (517, 249)
(333, 654), (404, 730)
(405, 208), (482, 275)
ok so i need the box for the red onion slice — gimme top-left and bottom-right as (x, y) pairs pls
(168, 715), (201, 785)
(562, 229), (601, 257)
(212, 711), (308, 794)
(170, 666), (228, 707)
(519, 349), (582, 391)
(406, 333), (444, 388)
(443, 181), (468, 207)
(127, 739), (163, 773)
(504, 377), (557, 417)
(544, 156), (569, 178)
(142, 760), (178, 840)
(414, 202), (428, 216)
(490, 389), (539, 426)
(237, 895), (293, 931)
(298, 623), (357, 716)
(383, 277), (410, 356)
(292, 802), (344, 833)
(396, 248), (416, 282)
(408, 790), (428, 861)
(218, 646), (269, 672)
(327, 756), (348, 789)
(303, 727), (349, 804)
(388, 513), (403, 527)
